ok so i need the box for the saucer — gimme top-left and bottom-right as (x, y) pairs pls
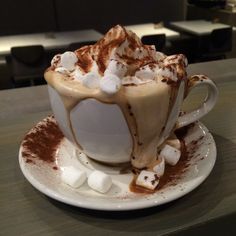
(19, 116), (216, 211)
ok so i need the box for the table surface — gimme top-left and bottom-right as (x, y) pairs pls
(0, 29), (102, 56)
(1, 59), (236, 235)
(170, 20), (236, 35)
(125, 23), (180, 38)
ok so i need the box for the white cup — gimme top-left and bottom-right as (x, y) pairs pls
(48, 74), (218, 164)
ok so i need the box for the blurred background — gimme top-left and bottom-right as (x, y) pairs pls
(0, 0), (235, 89)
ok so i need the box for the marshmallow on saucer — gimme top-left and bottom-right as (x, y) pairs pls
(104, 60), (127, 78)
(152, 157), (165, 177)
(82, 72), (100, 89)
(136, 170), (159, 190)
(60, 51), (78, 71)
(61, 166), (87, 188)
(100, 74), (121, 94)
(160, 144), (181, 166)
(88, 170), (112, 194)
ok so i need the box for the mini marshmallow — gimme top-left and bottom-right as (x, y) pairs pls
(157, 66), (177, 81)
(51, 54), (61, 67)
(133, 47), (147, 59)
(166, 138), (181, 150)
(135, 65), (157, 81)
(82, 72), (100, 89)
(160, 144), (181, 166)
(55, 67), (69, 74)
(104, 60), (127, 78)
(152, 157), (165, 177)
(164, 54), (188, 67)
(88, 170), (112, 194)
(61, 166), (87, 188)
(148, 46), (158, 59)
(136, 170), (159, 190)
(155, 51), (166, 61)
(60, 51), (78, 71)
(100, 74), (121, 94)
(150, 45), (156, 51)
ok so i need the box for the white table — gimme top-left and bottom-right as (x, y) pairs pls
(0, 29), (102, 56)
(125, 23), (180, 39)
(170, 20), (235, 35)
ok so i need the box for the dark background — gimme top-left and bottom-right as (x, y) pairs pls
(0, 0), (186, 35)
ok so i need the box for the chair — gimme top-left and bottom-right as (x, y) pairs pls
(67, 41), (97, 51)
(0, 61), (14, 90)
(198, 27), (233, 61)
(8, 45), (48, 87)
(164, 33), (198, 63)
(210, 27), (232, 54)
(141, 34), (166, 52)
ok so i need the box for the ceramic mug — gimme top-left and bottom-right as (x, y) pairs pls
(48, 75), (218, 164)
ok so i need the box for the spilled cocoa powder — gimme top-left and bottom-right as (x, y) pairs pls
(21, 116), (64, 167)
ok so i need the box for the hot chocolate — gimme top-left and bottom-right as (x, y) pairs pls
(44, 25), (217, 174)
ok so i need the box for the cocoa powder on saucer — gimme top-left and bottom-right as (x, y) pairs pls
(21, 117), (205, 194)
(21, 116), (64, 165)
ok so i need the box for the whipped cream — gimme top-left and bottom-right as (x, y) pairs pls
(50, 25), (187, 95)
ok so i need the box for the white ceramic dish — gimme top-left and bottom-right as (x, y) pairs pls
(19, 117), (216, 211)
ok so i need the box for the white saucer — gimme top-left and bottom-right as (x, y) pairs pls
(19, 117), (216, 211)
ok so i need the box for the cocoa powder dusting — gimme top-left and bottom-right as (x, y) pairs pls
(129, 124), (196, 194)
(21, 116), (64, 166)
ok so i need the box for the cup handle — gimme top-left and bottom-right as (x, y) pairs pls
(177, 75), (218, 128)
